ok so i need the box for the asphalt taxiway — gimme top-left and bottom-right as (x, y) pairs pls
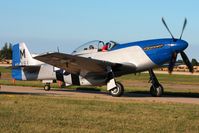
(1, 85), (199, 105)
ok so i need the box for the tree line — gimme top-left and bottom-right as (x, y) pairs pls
(177, 59), (199, 66)
(0, 42), (12, 60)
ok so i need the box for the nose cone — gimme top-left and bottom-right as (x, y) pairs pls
(171, 39), (188, 52)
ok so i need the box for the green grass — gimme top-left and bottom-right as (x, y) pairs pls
(1, 66), (199, 86)
(0, 66), (11, 73)
(1, 67), (199, 132)
(0, 79), (59, 88)
(1, 69), (199, 94)
(0, 95), (199, 133)
(118, 73), (199, 85)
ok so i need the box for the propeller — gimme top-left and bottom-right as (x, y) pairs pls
(179, 18), (187, 39)
(162, 18), (193, 73)
(168, 52), (177, 73)
(162, 18), (175, 40)
(180, 51), (193, 73)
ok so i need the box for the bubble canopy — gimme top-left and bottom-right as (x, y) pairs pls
(72, 40), (118, 55)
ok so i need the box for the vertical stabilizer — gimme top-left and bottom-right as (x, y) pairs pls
(12, 42), (35, 66)
(12, 42), (56, 81)
(12, 42), (36, 80)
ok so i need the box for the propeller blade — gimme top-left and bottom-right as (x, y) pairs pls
(162, 17), (175, 39)
(180, 51), (193, 73)
(179, 18), (187, 39)
(168, 52), (177, 73)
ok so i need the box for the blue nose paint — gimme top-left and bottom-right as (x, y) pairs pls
(170, 39), (188, 53)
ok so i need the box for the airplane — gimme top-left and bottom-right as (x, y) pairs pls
(12, 18), (193, 97)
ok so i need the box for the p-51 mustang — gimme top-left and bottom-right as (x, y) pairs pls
(12, 18), (193, 97)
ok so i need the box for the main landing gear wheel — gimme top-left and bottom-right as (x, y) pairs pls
(148, 69), (164, 97)
(150, 84), (164, 97)
(44, 84), (51, 91)
(109, 82), (124, 97)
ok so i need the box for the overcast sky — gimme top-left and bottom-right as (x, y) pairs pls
(0, 0), (198, 59)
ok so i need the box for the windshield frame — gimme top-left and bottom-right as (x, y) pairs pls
(71, 40), (119, 55)
(72, 40), (104, 55)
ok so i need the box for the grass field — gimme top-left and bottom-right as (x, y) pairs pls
(0, 95), (199, 133)
(1, 69), (199, 92)
(1, 67), (199, 132)
(0, 66), (11, 73)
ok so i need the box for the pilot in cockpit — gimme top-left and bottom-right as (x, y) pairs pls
(102, 42), (109, 52)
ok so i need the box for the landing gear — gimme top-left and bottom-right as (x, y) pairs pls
(109, 82), (124, 97)
(106, 66), (124, 97)
(150, 84), (164, 97)
(44, 83), (51, 91)
(149, 69), (164, 97)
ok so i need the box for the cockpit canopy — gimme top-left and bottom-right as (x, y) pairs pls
(72, 40), (118, 55)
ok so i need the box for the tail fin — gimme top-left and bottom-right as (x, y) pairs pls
(12, 42), (35, 67)
(12, 43), (56, 81)
(12, 42), (37, 80)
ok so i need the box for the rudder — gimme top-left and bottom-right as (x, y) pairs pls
(12, 42), (35, 66)
(12, 42), (35, 80)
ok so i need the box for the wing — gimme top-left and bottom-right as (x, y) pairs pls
(34, 52), (125, 75)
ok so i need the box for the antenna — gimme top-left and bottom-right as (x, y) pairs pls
(57, 46), (60, 53)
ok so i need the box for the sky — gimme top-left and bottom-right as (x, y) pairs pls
(0, 0), (199, 59)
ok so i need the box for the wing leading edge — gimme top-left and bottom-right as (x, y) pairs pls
(34, 52), (137, 76)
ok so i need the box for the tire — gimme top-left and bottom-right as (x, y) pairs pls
(150, 84), (164, 97)
(109, 82), (124, 97)
(44, 84), (51, 91)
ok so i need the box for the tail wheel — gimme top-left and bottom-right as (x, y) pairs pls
(150, 84), (164, 97)
(109, 82), (124, 97)
(44, 84), (51, 91)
